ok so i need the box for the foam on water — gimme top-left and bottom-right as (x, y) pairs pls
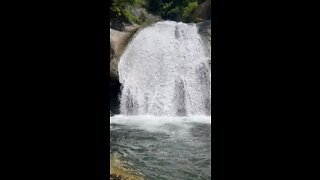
(110, 115), (211, 134)
(110, 115), (211, 179)
(118, 21), (211, 116)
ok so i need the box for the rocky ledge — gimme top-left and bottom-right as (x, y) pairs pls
(110, 24), (141, 81)
(110, 154), (144, 180)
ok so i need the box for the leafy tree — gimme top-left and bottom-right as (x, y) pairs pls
(182, 1), (199, 22)
(145, 0), (202, 22)
(146, 0), (163, 13)
(111, 0), (144, 23)
(111, 0), (205, 23)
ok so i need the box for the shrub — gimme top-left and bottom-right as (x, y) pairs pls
(111, 0), (144, 24)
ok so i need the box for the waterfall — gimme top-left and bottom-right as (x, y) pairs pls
(118, 21), (211, 116)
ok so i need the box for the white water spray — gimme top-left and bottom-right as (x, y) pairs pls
(118, 21), (211, 116)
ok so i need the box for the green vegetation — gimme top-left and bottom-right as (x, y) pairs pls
(111, 0), (145, 24)
(147, 0), (205, 22)
(111, 0), (207, 24)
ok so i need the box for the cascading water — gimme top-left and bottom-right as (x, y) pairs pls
(118, 21), (211, 116)
(111, 21), (212, 179)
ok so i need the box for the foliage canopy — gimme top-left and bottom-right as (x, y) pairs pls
(111, 0), (206, 23)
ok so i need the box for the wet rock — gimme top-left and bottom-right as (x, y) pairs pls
(110, 80), (121, 114)
(194, 0), (211, 21)
(110, 25), (140, 81)
(110, 25), (141, 114)
(110, 153), (144, 180)
(197, 20), (211, 66)
(110, 18), (125, 31)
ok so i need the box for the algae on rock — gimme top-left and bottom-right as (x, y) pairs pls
(110, 153), (144, 180)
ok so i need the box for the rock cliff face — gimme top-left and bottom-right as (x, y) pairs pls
(194, 0), (211, 21)
(110, 25), (140, 81)
(197, 20), (211, 66)
(110, 25), (141, 113)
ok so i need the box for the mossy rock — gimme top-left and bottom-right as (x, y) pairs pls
(110, 153), (144, 180)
